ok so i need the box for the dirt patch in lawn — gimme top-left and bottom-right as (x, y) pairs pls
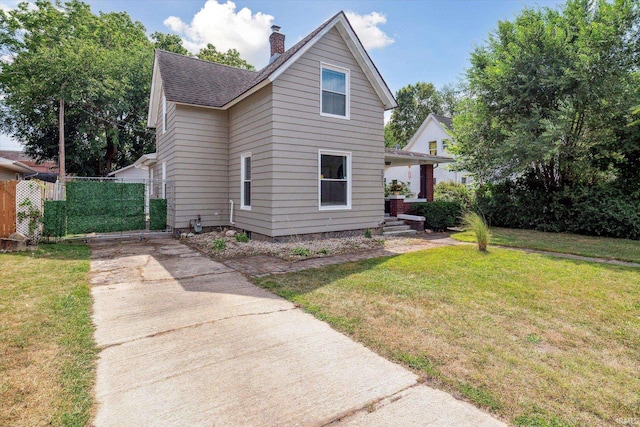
(0, 244), (96, 427)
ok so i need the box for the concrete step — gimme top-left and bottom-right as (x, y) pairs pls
(383, 229), (418, 236)
(384, 220), (406, 227)
(383, 225), (413, 232)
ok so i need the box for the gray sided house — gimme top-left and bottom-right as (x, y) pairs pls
(146, 12), (397, 239)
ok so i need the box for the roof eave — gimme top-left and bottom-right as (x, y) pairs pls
(147, 54), (162, 128)
(225, 12), (397, 111)
(332, 15), (397, 110)
(384, 150), (456, 166)
(133, 153), (158, 170)
(0, 158), (38, 174)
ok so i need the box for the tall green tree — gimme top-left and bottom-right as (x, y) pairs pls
(196, 43), (254, 70)
(453, 0), (640, 188)
(151, 32), (190, 55)
(385, 82), (460, 148)
(0, 0), (155, 176)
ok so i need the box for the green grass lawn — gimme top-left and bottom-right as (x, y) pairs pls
(256, 245), (640, 426)
(452, 227), (640, 263)
(0, 244), (96, 427)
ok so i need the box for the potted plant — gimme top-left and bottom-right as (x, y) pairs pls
(388, 180), (404, 195)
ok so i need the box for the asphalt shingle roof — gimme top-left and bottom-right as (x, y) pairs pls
(432, 114), (453, 130)
(157, 51), (258, 108)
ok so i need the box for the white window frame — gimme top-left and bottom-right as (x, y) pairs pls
(162, 94), (167, 134)
(428, 140), (437, 156)
(240, 152), (252, 210)
(320, 62), (350, 120)
(318, 149), (352, 211)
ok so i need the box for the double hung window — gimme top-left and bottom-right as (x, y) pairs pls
(321, 64), (349, 119)
(319, 150), (351, 209)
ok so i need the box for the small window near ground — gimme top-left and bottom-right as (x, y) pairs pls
(429, 141), (437, 156)
(241, 153), (251, 210)
(321, 64), (349, 119)
(461, 177), (468, 185)
(319, 150), (351, 209)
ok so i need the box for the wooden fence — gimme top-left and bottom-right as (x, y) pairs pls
(1, 180), (17, 238)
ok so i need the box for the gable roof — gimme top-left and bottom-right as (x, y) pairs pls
(148, 11), (397, 127)
(405, 113), (454, 152)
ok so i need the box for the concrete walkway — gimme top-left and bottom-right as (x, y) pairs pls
(90, 237), (505, 426)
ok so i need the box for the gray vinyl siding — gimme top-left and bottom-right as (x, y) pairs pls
(171, 105), (229, 229)
(269, 27), (386, 236)
(228, 85), (273, 236)
(154, 89), (176, 227)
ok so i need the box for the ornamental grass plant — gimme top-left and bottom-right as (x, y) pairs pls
(462, 211), (491, 251)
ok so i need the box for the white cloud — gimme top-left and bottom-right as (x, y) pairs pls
(163, 1), (274, 68)
(345, 11), (394, 51)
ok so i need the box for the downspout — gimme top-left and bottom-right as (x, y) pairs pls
(229, 200), (235, 225)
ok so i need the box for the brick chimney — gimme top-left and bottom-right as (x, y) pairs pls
(269, 25), (285, 61)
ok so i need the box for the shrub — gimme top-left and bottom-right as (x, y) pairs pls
(235, 232), (250, 243)
(318, 248), (331, 255)
(212, 238), (226, 251)
(475, 180), (640, 240)
(291, 247), (310, 257)
(462, 211), (491, 251)
(412, 201), (463, 231)
(434, 181), (475, 210)
(364, 228), (372, 238)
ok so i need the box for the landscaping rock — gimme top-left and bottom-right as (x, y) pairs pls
(8, 232), (27, 242)
(187, 230), (385, 261)
(225, 230), (237, 237)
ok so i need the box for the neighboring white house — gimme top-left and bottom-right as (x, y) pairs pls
(385, 113), (472, 197)
(107, 164), (148, 181)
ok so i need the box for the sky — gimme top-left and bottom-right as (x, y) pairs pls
(0, 0), (567, 151)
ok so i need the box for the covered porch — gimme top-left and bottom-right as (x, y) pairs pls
(384, 148), (455, 217)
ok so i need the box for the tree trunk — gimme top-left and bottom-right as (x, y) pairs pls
(102, 125), (119, 177)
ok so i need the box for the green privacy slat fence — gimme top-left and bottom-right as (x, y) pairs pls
(149, 199), (167, 231)
(42, 200), (67, 238)
(66, 181), (145, 234)
(42, 180), (167, 237)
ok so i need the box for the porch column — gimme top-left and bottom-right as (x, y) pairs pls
(426, 164), (434, 202)
(389, 195), (405, 217)
(419, 164), (435, 201)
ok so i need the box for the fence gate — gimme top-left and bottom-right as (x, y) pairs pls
(0, 180), (17, 238)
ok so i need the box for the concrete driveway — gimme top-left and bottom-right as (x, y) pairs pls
(90, 237), (505, 426)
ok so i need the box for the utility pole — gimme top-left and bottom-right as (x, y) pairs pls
(59, 98), (65, 184)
